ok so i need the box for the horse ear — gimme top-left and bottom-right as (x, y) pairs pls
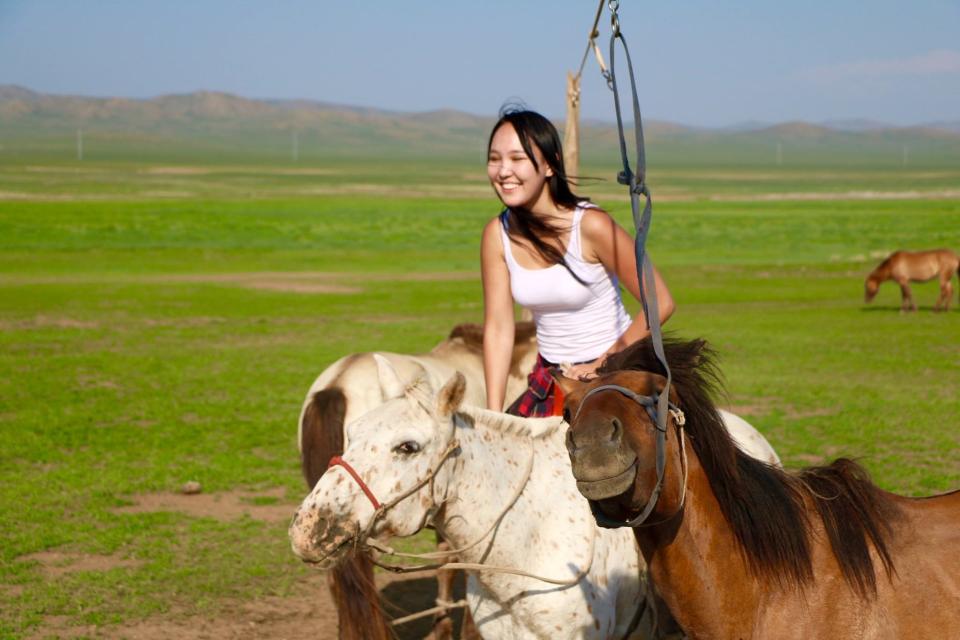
(649, 373), (680, 405)
(436, 372), (466, 418)
(550, 368), (587, 397)
(373, 354), (406, 401)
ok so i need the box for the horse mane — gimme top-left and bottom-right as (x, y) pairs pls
(447, 320), (537, 350)
(457, 405), (564, 440)
(600, 336), (902, 597)
(301, 388), (347, 489)
(300, 386), (392, 639)
(869, 253), (898, 281)
(445, 321), (537, 377)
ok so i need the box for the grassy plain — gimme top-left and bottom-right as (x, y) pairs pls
(1, 156), (959, 638)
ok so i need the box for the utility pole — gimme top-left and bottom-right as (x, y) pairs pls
(77, 129), (83, 161)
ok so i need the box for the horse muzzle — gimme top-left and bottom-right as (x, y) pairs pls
(566, 420), (639, 501)
(289, 505), (356, 568)
(575, 459), (638, 501)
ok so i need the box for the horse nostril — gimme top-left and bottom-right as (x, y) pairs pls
(610, 417), (623, 442)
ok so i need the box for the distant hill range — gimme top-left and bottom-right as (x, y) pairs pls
(2, 85), (958, 165)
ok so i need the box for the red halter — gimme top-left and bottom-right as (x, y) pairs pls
(328, 456), (382, 510)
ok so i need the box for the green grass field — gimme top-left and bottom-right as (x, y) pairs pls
(1, 157), (959, 638)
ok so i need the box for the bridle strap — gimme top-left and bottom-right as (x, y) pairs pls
(328, 455), (382, 510)
(574, 383), (666, 428)
(576, 383), (683, 529)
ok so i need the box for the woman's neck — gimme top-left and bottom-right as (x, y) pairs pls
(522, 190), (571, 221)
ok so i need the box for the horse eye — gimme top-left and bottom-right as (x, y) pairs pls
(393, 441), (421, 455)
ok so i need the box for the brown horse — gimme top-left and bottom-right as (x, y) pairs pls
(300, 322), (537, 640)
(558, 337), (960, 639)
(865, 248), (960, 311)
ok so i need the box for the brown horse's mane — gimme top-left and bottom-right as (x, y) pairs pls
(600, 336), (902, 597)
(868, 253), (895, 281)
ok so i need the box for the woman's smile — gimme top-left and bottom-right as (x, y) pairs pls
(487, 123), (552, 211)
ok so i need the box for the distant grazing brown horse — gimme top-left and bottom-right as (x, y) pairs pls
(865, 249), (959, 311)
(558, 337), (960, 639)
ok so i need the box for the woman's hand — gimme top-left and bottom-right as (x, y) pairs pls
(561, 359), (601, 381)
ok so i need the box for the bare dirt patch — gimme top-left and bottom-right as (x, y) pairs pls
(150, 270), (479, 291)
(1, 584), (24, 599)
(112, 487), (296, 523)
(295, 183), (492, 199)
(710, 189), (960, 202)
(25, 166), (110, 174)
(723, 398), (838, 421)
(140, 167), (215, 176)
(271, 168), (343, 176)
(722, 396), (778, 417)
(137, 167), (344, 177)
(19, 551), (143, 578)
(139, 190), (195, 198)
(0, 315), (100, 331)
(140, 272), (362, 295)
(1, 270), (476, 288)
(782, 406), (839, 420)
(0, 190), (130, 202)
(790, 445), (847, 467)
(242, 280), (360, 294)
(26, 570), (464, 640)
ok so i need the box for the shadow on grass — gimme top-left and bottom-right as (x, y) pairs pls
(859, 306), (953, 313)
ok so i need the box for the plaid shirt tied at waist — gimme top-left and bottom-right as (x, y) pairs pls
(507, 353), (567, 418)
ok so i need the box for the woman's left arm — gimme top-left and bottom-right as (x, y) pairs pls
(563, 208), (675, 379)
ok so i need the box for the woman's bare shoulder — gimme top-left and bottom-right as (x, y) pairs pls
(482, 215), (504, 241)
(579, 205), (619, 240)
(481, 215), (507, 256)
(483, 214), (504, 232)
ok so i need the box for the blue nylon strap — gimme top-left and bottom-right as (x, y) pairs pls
(607, 25), (671, 442)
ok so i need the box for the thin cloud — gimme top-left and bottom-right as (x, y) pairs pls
(801, 49), (960, 82)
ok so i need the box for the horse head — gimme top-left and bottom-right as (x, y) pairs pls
(557, 369), (688, 525)
(289, 354), (466, 567)
(864, 274), (880, 303)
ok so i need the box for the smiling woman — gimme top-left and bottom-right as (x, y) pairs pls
(481, 107), (675, 417)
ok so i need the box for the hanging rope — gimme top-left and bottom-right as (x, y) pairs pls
(591, 0), (676, 530)
(603, 0), (672, 437)
(565, 0), (612, 179)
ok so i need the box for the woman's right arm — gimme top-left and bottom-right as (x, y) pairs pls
(481, 218), (515, 411)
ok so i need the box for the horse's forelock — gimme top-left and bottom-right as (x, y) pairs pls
(405, 373), (433, 407)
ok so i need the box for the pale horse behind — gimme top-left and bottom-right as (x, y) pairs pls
(290, 355), (781, 639)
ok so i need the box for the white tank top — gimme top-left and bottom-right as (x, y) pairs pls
(499, 204), (632, 363)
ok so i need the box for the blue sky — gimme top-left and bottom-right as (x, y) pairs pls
(1, 0), (958, 126)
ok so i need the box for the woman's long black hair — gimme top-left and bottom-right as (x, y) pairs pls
(488, 107), (589, 282)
